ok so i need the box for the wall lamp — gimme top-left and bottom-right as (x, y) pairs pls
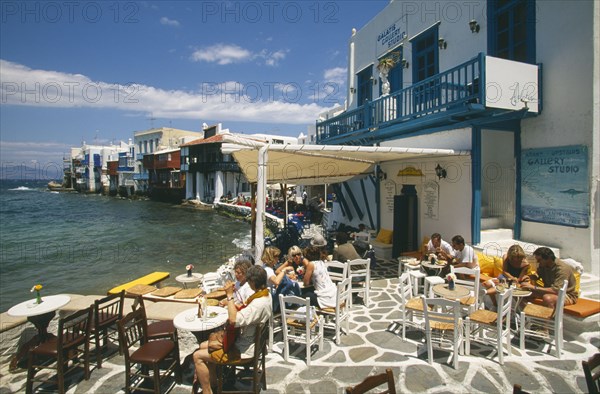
(469, 19), (480, 33)
(435, 164), (447, 180)
(370, 76), (377, 85)
(401, 59), (409, 69)
(350, 87), (356, 94)
(376, 167), (387, 181)
(438, 38), (447, 50)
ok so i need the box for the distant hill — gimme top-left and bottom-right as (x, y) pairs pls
(0, 164), (63, 180)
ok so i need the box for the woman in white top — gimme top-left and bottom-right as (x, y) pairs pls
(302, 245), (337, 308)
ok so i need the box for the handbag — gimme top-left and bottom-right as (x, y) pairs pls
(208, 321), (237, 353)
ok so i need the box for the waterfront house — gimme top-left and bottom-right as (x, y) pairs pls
(181, 123), (297, 204)
(312, 0), (598, 275)
(133, 127), (203, 195)
(143, 148), (184, 202)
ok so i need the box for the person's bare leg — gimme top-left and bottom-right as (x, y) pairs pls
(542, 293), (558, 308)
(193, 342), (213, 394)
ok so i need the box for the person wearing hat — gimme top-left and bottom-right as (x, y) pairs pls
(310, 233), (328, 248)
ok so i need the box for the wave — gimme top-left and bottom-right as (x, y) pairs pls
(8, 186), (36, 191)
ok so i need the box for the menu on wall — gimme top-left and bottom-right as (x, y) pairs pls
(422, 180), (439, 220)
(383, 180), (396, 214)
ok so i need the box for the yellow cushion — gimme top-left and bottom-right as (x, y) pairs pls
(492, 256), (504, 277)
(375, 229), (393, 244)
(476, 252), (496, 276)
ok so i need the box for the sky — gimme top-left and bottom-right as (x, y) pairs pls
(0, 0), (389, 174)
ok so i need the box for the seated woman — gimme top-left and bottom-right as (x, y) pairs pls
(301, 245), (337, 308)
(262, 246), (301, 312)
(481, 244), (530, 309)
(219, 258), (254, 309)
(192, 265), (272, 394)
(275, 245), (310, 276)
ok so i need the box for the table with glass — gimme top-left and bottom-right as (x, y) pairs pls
(7, 294), (71, 370)
(432, 283), (470, 300)
(173, 305), (228, 342)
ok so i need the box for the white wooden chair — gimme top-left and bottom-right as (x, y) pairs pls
(317, 277), (351, 345)
(279, 295), (324, 366)
(202, 272), (220, 293)
(422, 298), (464, 369)
(268, 312), (281, 352)
(450, 266), (481, 314)
(519, 280), (567, 359)
(347, 258), (371, 308)
(326, 260), (349, 284)
(465, 288), (513, 365)
(394, 273), (428, 340)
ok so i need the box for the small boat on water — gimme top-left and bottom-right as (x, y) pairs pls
(47, 181), (75, 192)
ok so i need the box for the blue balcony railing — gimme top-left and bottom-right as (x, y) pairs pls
(317, 53), (485, 144)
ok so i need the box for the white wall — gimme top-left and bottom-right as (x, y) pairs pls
(519, 1), (598, 274)
(348, 0), (487, 109)
(378, 154), (473, 245)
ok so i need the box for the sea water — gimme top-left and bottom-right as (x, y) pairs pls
(0, 180), (251, 312)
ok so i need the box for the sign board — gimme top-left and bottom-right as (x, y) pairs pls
(383, 180), (396, 214)
(376, 17), (407, 57)
(521, 145), (589, 227)
(485, 56), (539, 113)
(422, 180), (439, 220)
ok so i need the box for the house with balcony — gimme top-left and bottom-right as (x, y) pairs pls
(133, 127), (203, 194)
(143, 148), (184, 202)
(68, 141), (132, 194)
(316, 0), (598, 275)
(181, 123), (297, 203)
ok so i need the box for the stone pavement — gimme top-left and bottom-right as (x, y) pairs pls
(1, 259), (598, 393)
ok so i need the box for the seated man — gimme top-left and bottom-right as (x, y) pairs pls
(449, 235), (478, 269)
(520, 247), (578, 308)
(333, 231), (361, 262)
(423, 232), (455, 261)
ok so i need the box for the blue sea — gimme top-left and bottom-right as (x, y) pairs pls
(0, 180), (252, 312)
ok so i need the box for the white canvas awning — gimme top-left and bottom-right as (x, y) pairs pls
(221, 133), (470, 264)
(222, 134), (469, 185)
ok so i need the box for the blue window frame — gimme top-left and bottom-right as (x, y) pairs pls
(410, 25), (439, 113)
(488, 0), (536, 64)
(357, 65), (373, 106)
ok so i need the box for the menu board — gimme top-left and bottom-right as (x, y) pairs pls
(422, 180), (439, 220)
(383, 180), (396, 214)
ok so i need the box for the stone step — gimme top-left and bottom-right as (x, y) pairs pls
(481, 216), (504, 230)
(479, 228), (513, 244)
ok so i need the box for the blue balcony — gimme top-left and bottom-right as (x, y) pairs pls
(317, 53), (541, 145)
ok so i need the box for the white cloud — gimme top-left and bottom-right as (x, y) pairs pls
(190, 44), (287, 66)
(160, 17), (180, 26)
(323, 67), (347, 86)
(0, 140), (71, 174)
(0, 59), (326, 125)
(190, 44), (252, 65)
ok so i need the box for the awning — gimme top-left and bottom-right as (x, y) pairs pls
(222, 134), (470, 185)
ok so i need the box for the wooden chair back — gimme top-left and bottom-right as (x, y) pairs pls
(583, 353), (600, 394)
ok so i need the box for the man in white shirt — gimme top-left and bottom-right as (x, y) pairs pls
(449, 235), (478, 269)
(424, 233), (455, 261)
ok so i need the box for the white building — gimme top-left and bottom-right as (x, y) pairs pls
(69, 141), (132, 193)
(316, 0), (598, 275)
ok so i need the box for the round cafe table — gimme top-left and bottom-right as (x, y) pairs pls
(175, 273), (204, 289)
(173, 305), (228, 343)
(7, 294), (71, 370)
(432, 283), (470, 300)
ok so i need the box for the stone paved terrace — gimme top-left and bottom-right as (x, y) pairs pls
(1, 259), (599, 393)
